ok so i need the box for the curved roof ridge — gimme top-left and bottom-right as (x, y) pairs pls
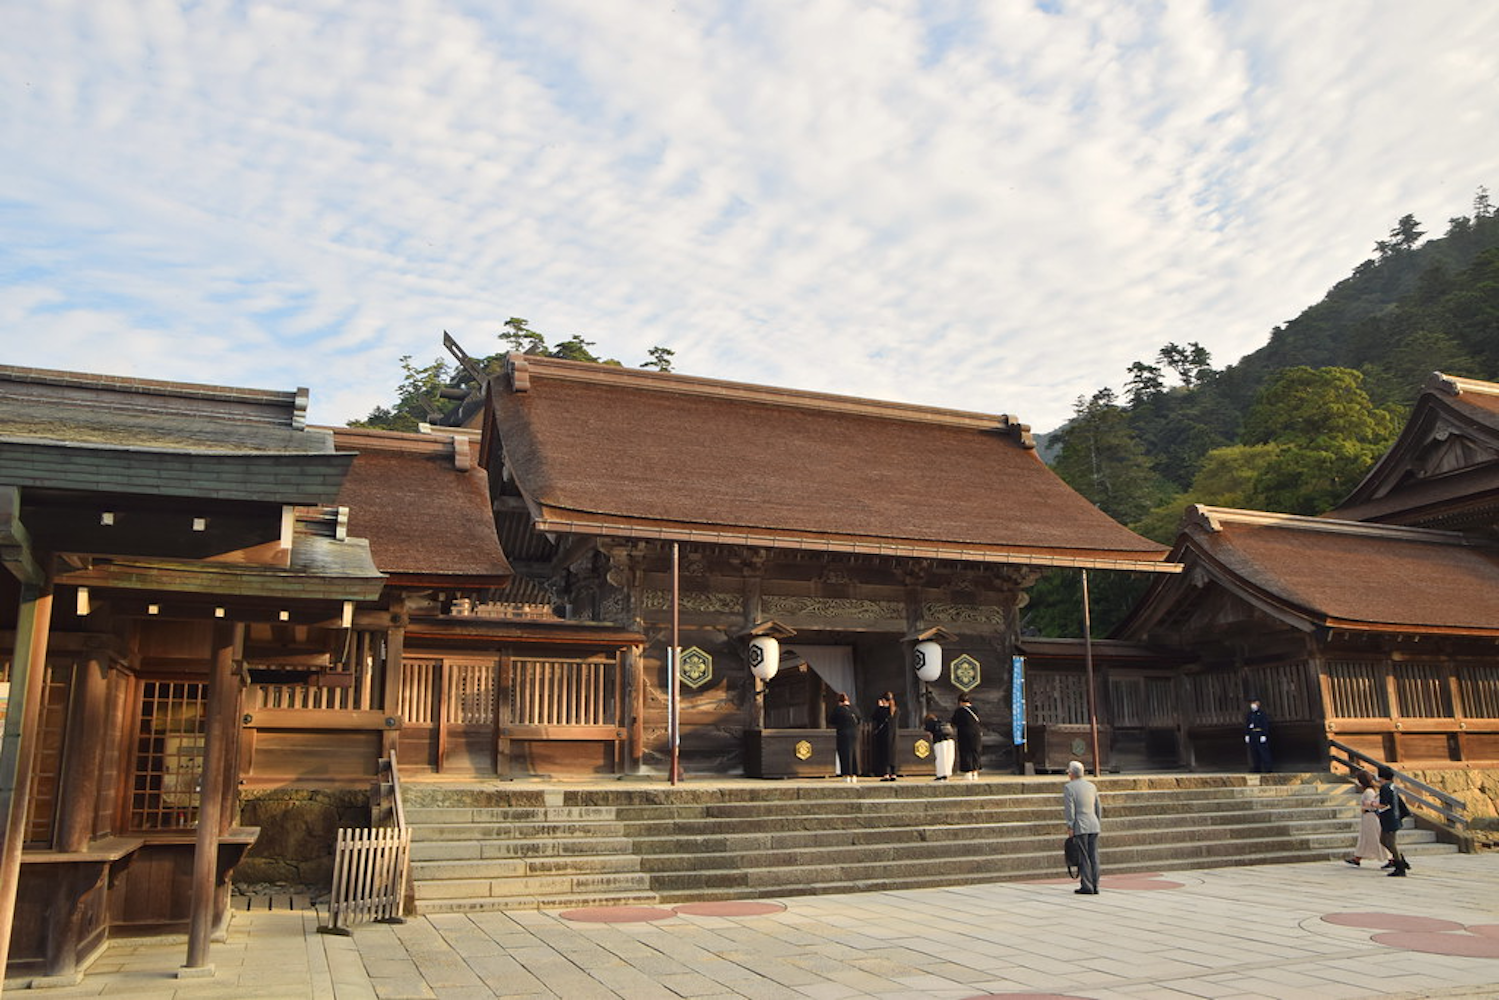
(503, 353), (1033, 442)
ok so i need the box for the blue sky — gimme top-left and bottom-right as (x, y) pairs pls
(2, 1), (1497, 432)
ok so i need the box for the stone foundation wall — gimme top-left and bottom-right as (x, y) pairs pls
(1399, 767), (1499, 832)
(237, 788), (369, 886)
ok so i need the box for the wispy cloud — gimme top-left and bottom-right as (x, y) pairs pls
(2, 0), (1497, 430)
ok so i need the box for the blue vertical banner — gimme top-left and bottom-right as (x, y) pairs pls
(1011, 655), (1026, 746)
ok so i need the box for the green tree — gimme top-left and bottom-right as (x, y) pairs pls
(1375, 213), (1425, 259)
(1051, 389), (1173, 524)
(1124, 361), (1165, 405)
(1021, 568), (1152, 638)
(641, 346), (676, 371)
(1239, 367), (1399, 513)
(1130, 443), (1281, 543)
(500, 317), (547, 355)
(347, 355), (452, 432)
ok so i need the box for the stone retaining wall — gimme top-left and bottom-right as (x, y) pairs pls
(237, 788), (369, 886)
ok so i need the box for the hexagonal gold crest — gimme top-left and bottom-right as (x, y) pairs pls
(679, 646), (713, 689)
(794, 740), (813, 761)
(914, 738), (932, 759)
(950, 654), (980, 692)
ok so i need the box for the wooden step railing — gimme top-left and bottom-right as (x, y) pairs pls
(319, 749), (410, 935)
(1327, 738), (1468, 829)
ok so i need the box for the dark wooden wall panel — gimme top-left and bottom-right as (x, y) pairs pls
(245, 730), (380, 780)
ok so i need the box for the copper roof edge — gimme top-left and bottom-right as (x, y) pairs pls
(1187, 504), (1484, 545)
(502, 353), (1030, 433)
(0, 363), (304, 407)
(534, 517), (1181, 573)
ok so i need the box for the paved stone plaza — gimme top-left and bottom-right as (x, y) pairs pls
(9, 853), (1498, 999)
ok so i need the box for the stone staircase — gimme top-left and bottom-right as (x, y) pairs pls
(402, 773), (1458, 914)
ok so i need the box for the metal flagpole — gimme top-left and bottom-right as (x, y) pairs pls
(669, 542), (681, 786)
(1082, 569), (1101, 778)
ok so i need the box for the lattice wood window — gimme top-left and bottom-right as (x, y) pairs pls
(1189, 672), (1242, 725)
(129, 681), (206, 831)
(1029, 672), (1088, 725)
(1459, 665), (1499, 718)
(509, 657), (620, 727)
(1247, 662), (1310, 721)
(1327, 661), (1389, 719)
(1394, 663), (1451, 718)
(24, 663), (70, 847)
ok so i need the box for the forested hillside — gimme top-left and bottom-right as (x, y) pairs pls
(1027, 187), (1499, 636)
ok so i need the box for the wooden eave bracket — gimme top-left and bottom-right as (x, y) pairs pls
(735, 619), (797, 640)
(904, 625), (957, 644)
(0, 486), (44, 584)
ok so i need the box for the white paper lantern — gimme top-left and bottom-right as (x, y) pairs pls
(748, 635), (780, 682)
(913, 640), (943, 683)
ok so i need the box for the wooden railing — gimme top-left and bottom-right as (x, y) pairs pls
(1327, 738), (1468, 829)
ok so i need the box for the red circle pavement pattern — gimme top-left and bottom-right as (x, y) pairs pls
(559, 905), (678, 923)
(1321, 912), (1466, 933)
(1100, 877), (1184, 890)
(1371, 931), (1499, 958)
(1468, 925), (1499, 940)
(963, 994), (1093, 999)
(673, 901), (787, 917)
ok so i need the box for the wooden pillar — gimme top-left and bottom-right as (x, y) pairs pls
(0, 582), (54, 983)
(56, 657), (110, 853)
(381, 601), (406, 760)
(183, 622), (238, 973)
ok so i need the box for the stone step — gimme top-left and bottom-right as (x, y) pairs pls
(417, 890), (660, 914)
(411, 854), (642, 880)
(632, 817), (1426, 875)
(401, 773), (1465, 913)
(412, 871), (651, 902)
(405, 820), (626, 841)
(403, 805), (619, 824)
(410, 836), (634, 862)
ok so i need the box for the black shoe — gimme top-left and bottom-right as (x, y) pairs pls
(1387, 867), (1406, 877)
(1344, 858), (1360, 866)
(1075, 888), (1095, 894)
(1381, 860), (1395, 869)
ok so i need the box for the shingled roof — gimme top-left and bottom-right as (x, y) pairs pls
(0, 364), (349, 504)
(1119, 505), (1499, 637)
(487, 356), (1171, 571)
(332, 427), (511, 586)
(1332, 372), (1499, 528)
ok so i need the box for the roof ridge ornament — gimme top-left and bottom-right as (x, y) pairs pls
(507, 354), (531, 393)
(996, 414), (1035, 449)
(1426, 371), (1499, 398)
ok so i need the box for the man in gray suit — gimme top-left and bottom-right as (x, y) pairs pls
(1063, 760), (1101, 894)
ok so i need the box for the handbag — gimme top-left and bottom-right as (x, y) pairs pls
(1064, 835), (1083, 878)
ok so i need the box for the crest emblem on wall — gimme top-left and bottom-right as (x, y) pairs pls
(950, 654), (980, 692)
(679, 646), (713, 689)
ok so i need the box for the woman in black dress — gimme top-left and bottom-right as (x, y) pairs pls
(828, 692), (861, 783)
(872, 691), (899, 781)
(952, 693), (983, 780)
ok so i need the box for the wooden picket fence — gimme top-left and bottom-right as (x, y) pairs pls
(324, 827), (410, 931)
(320, 750), (410, 934)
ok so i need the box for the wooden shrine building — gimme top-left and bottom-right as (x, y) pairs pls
(0, 366), (383, 981)
(1113, 373), (1499, 772)
(477, 354), (1176, 776)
